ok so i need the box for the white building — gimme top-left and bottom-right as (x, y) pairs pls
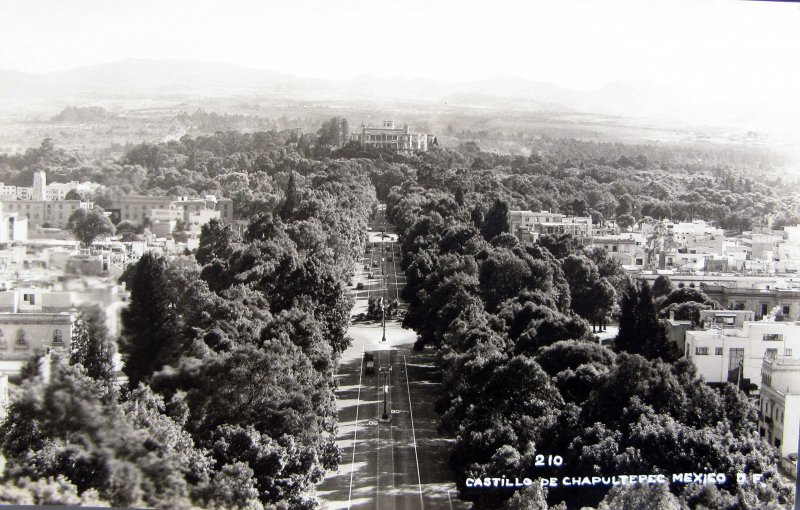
(685, 321), (800, 390)
(45, 180), (100, 201)
(667, 220), (724, 249)
(589, 233), (645, 266)
(350, 121), (434, 153)
(759, 356), (800, 470)
(509, 210), (593, 241)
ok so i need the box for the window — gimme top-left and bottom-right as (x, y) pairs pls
(786, 349), (793, 357)
(715, 347), (723, 355)
(764, 334), (784, 342)
(766, 348), (778, 360)
(762, 373), (772, 387)
(783, 305), (791, 315)
(0, 330), (6, 349)
(695, 347), (709, 355)
(761, 303), (769, 316)
(52, 330), (63, 345)
(15, 329), (28, 349)
(22, 293), (35, 305)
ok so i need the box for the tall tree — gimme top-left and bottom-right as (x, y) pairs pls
(480, 199), (510, 241)
(614, 281), (677, 361)
(278, 171), (297, 221)
(70, 305), (116, 388)
(119, 253), (184, 389)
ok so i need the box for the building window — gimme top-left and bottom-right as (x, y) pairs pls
(15, 329), (28, 349)
(764, 334), (784, 342)
(762, 373), (772, 387)
(52, 330), (63, 346)
(695, 347), (709, 355)
(782, 305), (791, 315)
(0, 330), (6, 350)
(23, 293), (35, 305)
(786, 349), (793, 357)
(715, 347), (723, 355)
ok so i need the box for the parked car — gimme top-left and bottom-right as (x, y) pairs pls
(363, 352), (375, 374)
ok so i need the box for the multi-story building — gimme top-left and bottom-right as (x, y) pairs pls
(114, 195), (233, 225)
(588, 233), (645, 266)
(667, 220), (724, 249)
(509, 210), (593, 241)
(0, 199), (92, 229)
(759, 356), (800, 467)
(0, 170), (94, 229)
(684, 321), (800, 390)
(742, 231), (782, 261)
(350, 121), (435, 153)
(114, 195), (175, 224)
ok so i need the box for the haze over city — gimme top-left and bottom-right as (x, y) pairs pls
(2, 0), (798, 98)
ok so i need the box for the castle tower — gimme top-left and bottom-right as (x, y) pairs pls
(32, 170), (46, 201)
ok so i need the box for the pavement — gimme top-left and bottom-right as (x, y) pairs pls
(317, 224), (469, 510)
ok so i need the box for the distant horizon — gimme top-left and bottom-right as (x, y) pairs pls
(2, 0), (800, 105)
(0, 56), (676, 93)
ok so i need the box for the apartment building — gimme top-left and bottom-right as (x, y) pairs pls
(509, 210), (593, 242)
(759, 356), (800, 468)
(113, 195), (233, 225)
(685, 321), (800, 390)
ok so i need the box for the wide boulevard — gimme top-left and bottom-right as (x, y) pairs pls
(317, 210), (470, 510)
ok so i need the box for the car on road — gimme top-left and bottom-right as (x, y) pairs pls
(363, 352), (375, 374)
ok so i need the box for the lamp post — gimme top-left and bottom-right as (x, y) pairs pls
(381, 295), (387, 342)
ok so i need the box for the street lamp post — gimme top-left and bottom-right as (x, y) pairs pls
(381, 297), (387, 342)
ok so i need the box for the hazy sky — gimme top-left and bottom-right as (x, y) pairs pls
(2, 0), (799, 101)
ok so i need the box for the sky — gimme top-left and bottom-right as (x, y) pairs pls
(1, 0), (800, 103)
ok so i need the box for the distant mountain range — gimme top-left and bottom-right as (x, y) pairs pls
(0, 58), (795, 132)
